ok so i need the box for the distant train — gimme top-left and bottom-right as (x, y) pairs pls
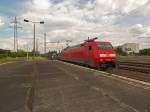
(58, 38), (116, 70)
(48, 51), (58, 60)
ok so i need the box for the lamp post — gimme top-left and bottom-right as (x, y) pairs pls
(24, 19), (44, 60)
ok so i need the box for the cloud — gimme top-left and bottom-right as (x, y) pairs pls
(129, 24), (150, 38)
(19, 0), (150, 50)
(129, 1), (150, 17)
(32, 0), (51, 10)
(0, 37), (14, 50)
(129, 24), (144, 35)
(0, 0), (150, 51)
(0, 17), (5, 27)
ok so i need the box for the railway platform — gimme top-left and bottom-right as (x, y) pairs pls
(0, 60), (150, 112)
(33, 60), (150, 112)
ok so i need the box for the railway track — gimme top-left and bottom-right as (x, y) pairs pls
(118, 61), (150, 74)
(107, 61), (150, 83)
(60, 60), (150, 82)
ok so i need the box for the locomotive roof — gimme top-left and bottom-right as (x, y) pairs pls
(63, 41), (111, 51)
(96, 41), (111, 43)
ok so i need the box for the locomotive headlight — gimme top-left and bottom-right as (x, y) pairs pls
(99, 54), (107, 57)
(109, 54), (116, 57)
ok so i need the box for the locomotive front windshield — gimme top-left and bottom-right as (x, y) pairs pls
(98, 43), (113, 50)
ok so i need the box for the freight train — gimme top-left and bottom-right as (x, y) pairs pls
(59, 37), (116, 70)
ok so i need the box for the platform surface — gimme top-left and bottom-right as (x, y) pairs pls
(0, 60), (150, 112)
(34, 61), (150, 112)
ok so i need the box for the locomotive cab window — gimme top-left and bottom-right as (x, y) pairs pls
(89, 46), (92, 50)
(98, 43), (113, 50)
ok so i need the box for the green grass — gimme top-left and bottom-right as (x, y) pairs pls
(117, 55), (150, 62)
(0, 56), (48, 64)
(0, 57), (32, 64)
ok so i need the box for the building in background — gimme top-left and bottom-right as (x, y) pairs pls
(118, 43), (139, 54)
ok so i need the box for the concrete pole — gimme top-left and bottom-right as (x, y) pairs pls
(14, 21), (16, 52)
(36, 39), (38, 56)
(33, 23), (36, 60)
(26, 44), (29, 61)
(44, 33), (46, 54)
(15, 17), (18, 52)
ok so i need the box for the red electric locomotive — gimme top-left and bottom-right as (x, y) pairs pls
(59, 37), (116, 69)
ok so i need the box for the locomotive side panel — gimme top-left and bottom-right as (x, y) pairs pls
(84, 42), (98, 67)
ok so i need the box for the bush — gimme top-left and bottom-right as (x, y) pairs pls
(0, 54), (6, 58)
(16, 50), (26, 57)
(0, 48), (37, 58)
(9, 52), (17, 57)
(139, 48), (150, 56)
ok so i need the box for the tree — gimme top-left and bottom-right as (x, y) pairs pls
(9, 52), (17, 57)
(0, 49), (10, 58)
(116, 47), (127, 56)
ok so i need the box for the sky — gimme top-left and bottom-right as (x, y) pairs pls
(0, 0), (150, 51)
